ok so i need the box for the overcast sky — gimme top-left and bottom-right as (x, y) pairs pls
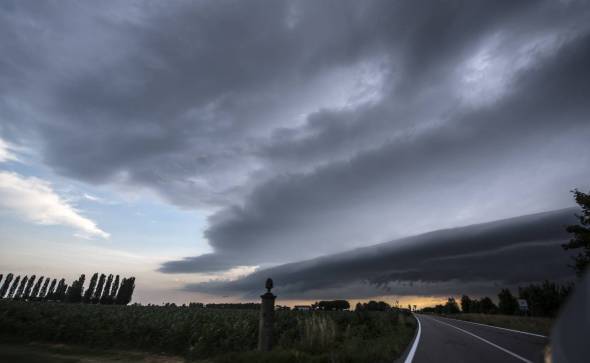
(1, 0), (589, 303)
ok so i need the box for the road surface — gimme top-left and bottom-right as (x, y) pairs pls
(403, 314), (548, 363)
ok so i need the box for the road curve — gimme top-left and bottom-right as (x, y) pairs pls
(405, 314), (548, 363)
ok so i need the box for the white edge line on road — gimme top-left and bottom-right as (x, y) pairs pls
(404, 313), (421, 363)
(436, 315), (547, 338)
(425, 315), (533, 363)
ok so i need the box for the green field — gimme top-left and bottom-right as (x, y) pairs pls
(438, 313), (554, 336)
(0, 301), (416, 362)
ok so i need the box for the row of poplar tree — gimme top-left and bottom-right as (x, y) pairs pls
(0, 273), (135, 305)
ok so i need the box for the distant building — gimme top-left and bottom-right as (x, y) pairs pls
(293, 305), (311, 311)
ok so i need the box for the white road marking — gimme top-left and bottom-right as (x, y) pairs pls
(435, 315), (547, 338)
(424, 315), (533, 363)
(404, 313), (421, 363)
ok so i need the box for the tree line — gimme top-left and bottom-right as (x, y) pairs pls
(0, 272), (136, 305)
(421, 280), (572, 318)
(311, 300), (351, 311)
(355, 300), (394, 312)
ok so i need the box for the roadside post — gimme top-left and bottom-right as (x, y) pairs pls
(517, 299), (529, 316)
(258, 278), (276, 351)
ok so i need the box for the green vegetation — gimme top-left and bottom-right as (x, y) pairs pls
(563, 189), (590, 276)
(439, 313), (553, 336)
(0, 300), (416, 363)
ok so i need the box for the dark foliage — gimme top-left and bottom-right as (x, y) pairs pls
(38, 278), (50, 300)
(312, 300), (351, 311)
(444, 298), (460, 314)
(110, 275), (120, 299)
(22, 275), (36, 299)
(498, 288), (519, 315)
(460, 295), (472, 313)
(479, 297), (498, 314)
(355, 300), (391, 312)
(30, 276), (44, 300)
(1, 272), (135, 306)
(83, 273), (98, 303)
(53, 279), (68, 301)
(8, 276), (21, 299)
(0, 273), (13, 298)
(15, 276), (28, 299)
(204, 303), (260, 310)
(92, 274), (106, 304)
(518, 280), (572, 317)
(421, 305), (444, 314)
(66, 275), (85, 303)
(430, 280), (572, 317)
(563, 189), (590, 276)
(115, 277), (135, 305)
(46, 279), (57, 300)
(100, 274), (114, 304)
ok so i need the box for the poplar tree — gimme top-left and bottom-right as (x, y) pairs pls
(45, 279), (57, 300)
(23, 275), (36, 299)
(54, 279), (66, 301)
(31, 276), (44, 299)
(0, 273), (13, 298)
(110, 275), (120, 298)
(59, 284), (69, 301)
(92, 274), (106, 304)
(66, 274), (85, 303)
(127, 277), (136, 304)
(39, 277), (50, 299)
(115, 277), (135, 305)
(83, 273), (98, 303)
(15, 275), (28, 299)
(8, 275), (20, 298)
(100, 274), (114, 304)
(115, 278), (127, 304)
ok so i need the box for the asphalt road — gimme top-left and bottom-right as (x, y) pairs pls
(404, 314), (549, 363)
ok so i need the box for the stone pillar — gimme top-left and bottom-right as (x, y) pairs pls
(258, 278), (276, 351)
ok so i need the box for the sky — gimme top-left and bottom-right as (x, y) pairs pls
(1, 0), (589, 306)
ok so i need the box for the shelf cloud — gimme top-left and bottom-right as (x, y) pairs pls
(184, 208), (578, 299)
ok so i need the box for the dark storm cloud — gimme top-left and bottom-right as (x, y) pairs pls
(184, 208), (578, 299)
(1, 1), (589, 275)
(163, 29), (590, 271)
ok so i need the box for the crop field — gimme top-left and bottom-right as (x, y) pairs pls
(0, 300), (416, 362)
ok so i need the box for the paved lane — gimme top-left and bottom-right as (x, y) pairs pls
(407, 314), (548, 363)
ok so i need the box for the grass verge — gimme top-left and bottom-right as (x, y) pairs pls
(438, 313), (553, 336)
